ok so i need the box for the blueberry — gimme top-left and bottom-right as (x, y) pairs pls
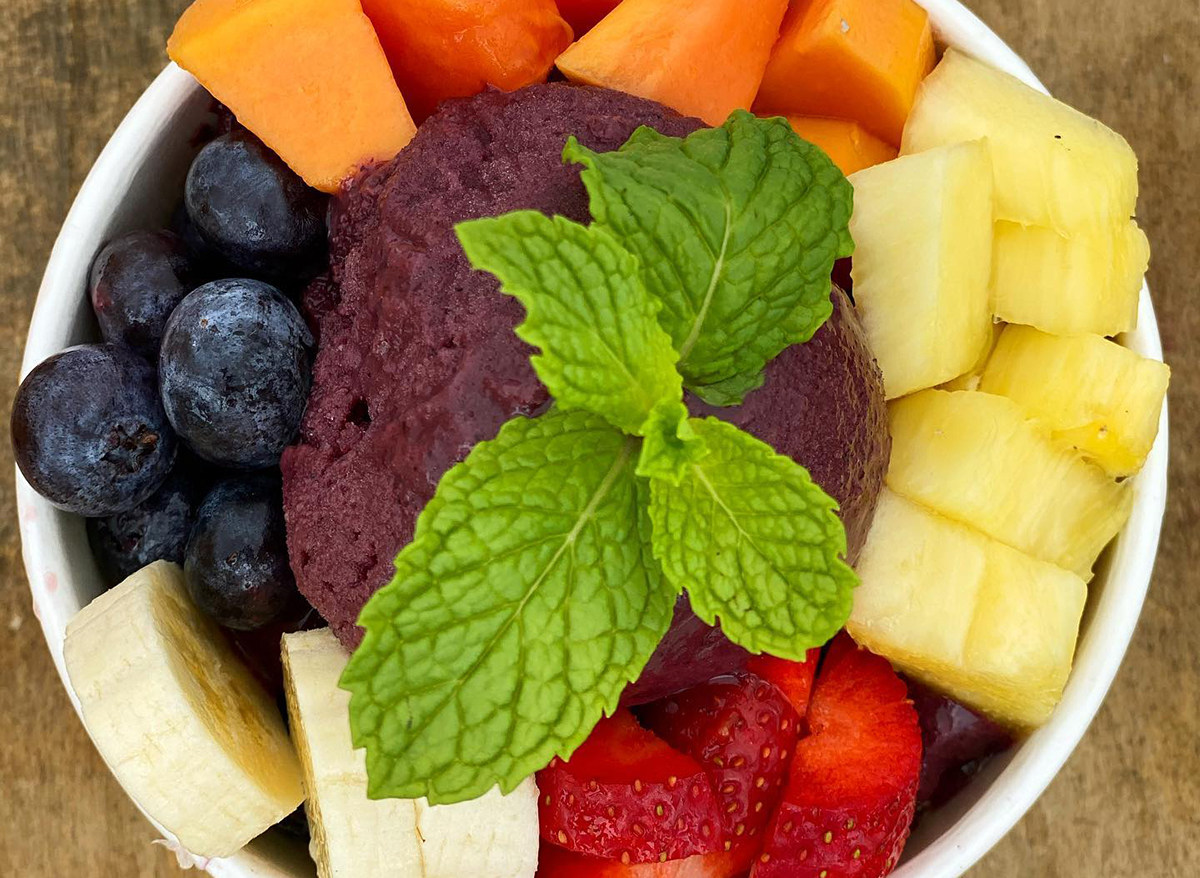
(185, 130), (328, 280)
(185, 475), (297, 631)
(159, 279), (313, 469)
(87, 457), (209, 587)
(11, 345), (176, 516)
(89, 230), (202, 359)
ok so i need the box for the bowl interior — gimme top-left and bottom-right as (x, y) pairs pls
(16, 2), (1168, 876)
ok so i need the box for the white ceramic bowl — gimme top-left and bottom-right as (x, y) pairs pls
(16, 1), (1168, 875)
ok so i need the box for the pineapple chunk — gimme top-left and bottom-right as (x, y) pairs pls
(979, 326), (1170, 477)
(849, 140), (994, 399)
(991, 220), (1150, 337)
(902, 49), (1138, 235)
(939, 320), (1003, 392)
(849, 489), (1087, 729)
(887, 389), (1132, 578)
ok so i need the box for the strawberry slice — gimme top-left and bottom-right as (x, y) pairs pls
(747, 649), (820, 721)
(539, 843), (755, 878)
(752, 634), (922, 878)
(640, 672), (800, 851)
(538, 710), (725, 863)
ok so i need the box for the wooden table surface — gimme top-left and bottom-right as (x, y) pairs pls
(2, 0), (1197, 874)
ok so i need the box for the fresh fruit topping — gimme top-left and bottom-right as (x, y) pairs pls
(12, 344), (177, 516)
(223, 597), (317, 696)
(159, 278), (313, 469)
(752, 634), (921, 878)
(185, 130), (328, 280)
(989, 220), (1150, 338)
(887, 390), (1132, 577)
(361, 0), (572, 123)
(62, 561), (303, 858)
(787, 117), (897, 176)
(538, 710), (725, 863)
(282, 629), (540, 877)
(902, 49), (1138, 235)
(168, 0), (417, 193)
(755, 0), (935, 146)
(89, 230), (202, 358)
(978, 326), (1170, 477)
(556, 0), (789, 126)
(906, 680), (1012, 807)
(539, 844), (755, 878)
(746, 650), (820, 721)
(848, 140), (994, 399)
(849, 489), (1087, 728)
(86, 458), (208, 587)
(185, 475), (298, 631)
(937, 321), (1003, 393)
(554, 0), (620, 37)
(641, 673), (800, 847)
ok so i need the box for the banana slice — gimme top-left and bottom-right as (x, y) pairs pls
(63, 561), (304, 858)
(281, 628), (540, 878)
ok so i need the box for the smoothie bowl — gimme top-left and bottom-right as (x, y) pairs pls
(15, 0), (1169, 876)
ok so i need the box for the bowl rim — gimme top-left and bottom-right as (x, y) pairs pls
(15, 2), (1169, 876)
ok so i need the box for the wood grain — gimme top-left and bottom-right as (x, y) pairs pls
(1, 0), (1197, 874)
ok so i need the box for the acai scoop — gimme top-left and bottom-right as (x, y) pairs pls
(281, 83), (889, 652)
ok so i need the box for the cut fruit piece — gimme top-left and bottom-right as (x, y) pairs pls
(538, 710), (725, 863)
(990, 220), (1150, 337)
(62, 562), (303, 858)
(168, 0), (416, 193)
(755, 0), (936, 145)
(361, 0), (573, 123)
(746, 650), (820, 721)
(848, 141), (994, 399)
(281, 628), (540, 878)
(979, 325), (1170, 477)
(848, 490), (1088, 729)
(556, 0), (621, 36)
(888, 389), (1133, 577)
(539, 844), (755, 878)
(751, 634), (922, 878)
(555, 0), (789, 126)
(902, 49), (1139, 234)
(938, 321), (1002, 392)
(786, 116), (898, 175)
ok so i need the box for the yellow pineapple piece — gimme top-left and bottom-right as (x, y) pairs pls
(849, 489), (1087, 729)
(887, 389), (1132, 578)
(979, 325), (1170, 477)
(902, 49), (1138, 235)
(990, 220), (1149, 337)
(939, 321), (1003, 392)
(849, 140), (994, 399)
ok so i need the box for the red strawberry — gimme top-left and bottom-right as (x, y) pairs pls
(747, 649), (821, 721)
(539, 842), (755, 878)
(752, 634), (922, 878)
(538, 710), (725, 864)
(640, 673), (800, 851)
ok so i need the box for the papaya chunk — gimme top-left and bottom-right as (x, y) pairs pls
(169, 0), (416, 193)
(555, 0), (621, 36)
(361, 0), (574, 123)
(754, 0), (936, 146)
(787, 116), (897, 175)
(556, 0), (789, 126)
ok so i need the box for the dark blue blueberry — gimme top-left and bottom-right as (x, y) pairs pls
(86, 457), (209, 587)
(185, 475), (297, 631)
(89, 230), (202, 359)
(184, 130), (328, 280)
(11, 345), (176, 516)
(159, 279), (314, 469)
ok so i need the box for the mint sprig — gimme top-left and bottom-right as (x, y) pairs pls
(565, 111), (855, 405)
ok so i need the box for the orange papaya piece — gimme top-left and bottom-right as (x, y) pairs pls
(555, 0), (621, 36)
(361, 0), (574, 123)
(754, 0), (936, 146)
(556, 0), (789, 126)
(168, 0), (415, 193)
(787, 116), (897, 175)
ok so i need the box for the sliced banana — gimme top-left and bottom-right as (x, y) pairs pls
(63, 561), (304, 858)
(281, 628), (540, 878)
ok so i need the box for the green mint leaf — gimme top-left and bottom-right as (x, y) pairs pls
(457, 211), (683, 436)
(341, 409), (676, 804)
(635, 399), (708, 485)
(564, 111), (854, 396)
(688, 369), (767, 408)
(648, 418), (857, 660)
